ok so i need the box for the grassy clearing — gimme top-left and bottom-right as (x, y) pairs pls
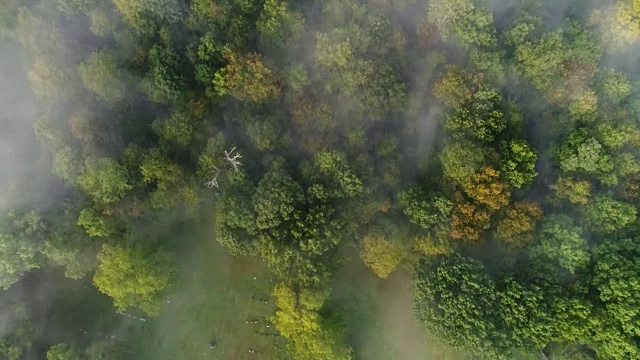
(125, 218), (460, 360)
(328, 248), (462, 360)
(129, 217), (291, 360)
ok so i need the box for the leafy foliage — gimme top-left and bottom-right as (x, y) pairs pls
(47, 343), (80, 360)
(414, 255), (508, 357)
(500, 140), (538, 189)
(78, 50), (128, 104)
(463, 167), (510, 211)
(427, 0), (497, 49)
(591, 237), (640, 359)
(397, 187), (452, 231)
(583, 196), (637, 235)
(214, 47), (280, 102)
(77, 157), (132, 207)
(439, 141), (485, 185)
(253, 159), (304, 230)
(530, 215), (589, 273)
(7, 0), (640, 358)
(0, 212), (45, 290)
(495, 202), (543, 248)
(271, 284), (352, 360)
(359, 227), (403, 279)
(93, 243), (174, 316)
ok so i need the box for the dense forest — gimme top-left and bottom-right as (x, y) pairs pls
(1, 0), (640, 358)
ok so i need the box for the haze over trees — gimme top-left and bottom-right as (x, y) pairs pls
(0, 0), (640, 358)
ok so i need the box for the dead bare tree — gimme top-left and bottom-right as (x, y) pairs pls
(204, 147), (243, 189)
(204, 165), (220, 188)
(225, 147), (243, 170)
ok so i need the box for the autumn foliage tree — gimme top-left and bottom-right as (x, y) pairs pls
(463, 167), (510, 211)
(450, 200), (492, 243)
(213, 47), (280, 103)
(495, 202), (543, 248)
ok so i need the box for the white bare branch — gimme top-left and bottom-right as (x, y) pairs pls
(204, 166), (220, 188)
(224, 147), (243, 170)
(204, 148), (243, 190)
(205, 177), (219, 189)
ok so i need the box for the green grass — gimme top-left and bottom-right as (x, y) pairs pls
(122, 218), (461, 360)
(327, 247), (464, 360)
(128, 218), (291, 360)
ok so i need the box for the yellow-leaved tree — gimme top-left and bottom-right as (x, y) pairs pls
(93, 243), (174, 316)
(359, 228), (404, 279)
(271, 284), (352, 360)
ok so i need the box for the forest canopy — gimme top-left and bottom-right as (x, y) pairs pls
(1, 0), (640, 358)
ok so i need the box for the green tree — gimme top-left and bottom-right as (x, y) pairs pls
(599, 68), (632, 103)
(216, 170), (259, 255)
(77, 157), (132, 206)
(314, 32), (406, 120)
(253, 159), (304, 230)
(0, 212), (45, 290)
(503, 14), (541, 46)
(599, 0), (640, 50)
(432, 67), (508, 142)
(78, 50), (128, 103)
(192, 33), (224, 90)
(29, 59), (75, 103)
(77, 208), (116, 238)
(271, 284), (352, 360)
(112, 0), (181, 31)
(47, 343), (80, 360)
(0, 235), (40, 290)
(529, 215), (589, 274)
(432, 65), (482, 108)
(93, 243), (174, 316)
(500, 140), (538, 189)
(246, 115), (282, 151)
(583, 196), (637, 235)
(359, 227), (403, 279)
(139, 151), (181, 189)
(52, 146), (82, 184)
(257, 0), (305, 51)
(550, 177), (592, 205)
(515, 22), (600, 104)
(496, 278), (553, 350)
(0, 0), (21, 37)
(591, 237), (640, 358)
(439, 141), (485, 185)
(88, 6), (119, 37)
(141, 45), (185, 104)
(152, 111), (197, 147)
(446, 88), (506, 142)
(414, 255), (508, 357)
(0, 303), (33, 360)
(427, 0), (497, 49)
(43, 234), (96, 280)
(313, 150), (363, 199)
(596, 123), (635, 150)
(558, 137), (613, 174)
(397, 187), (453, 231)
